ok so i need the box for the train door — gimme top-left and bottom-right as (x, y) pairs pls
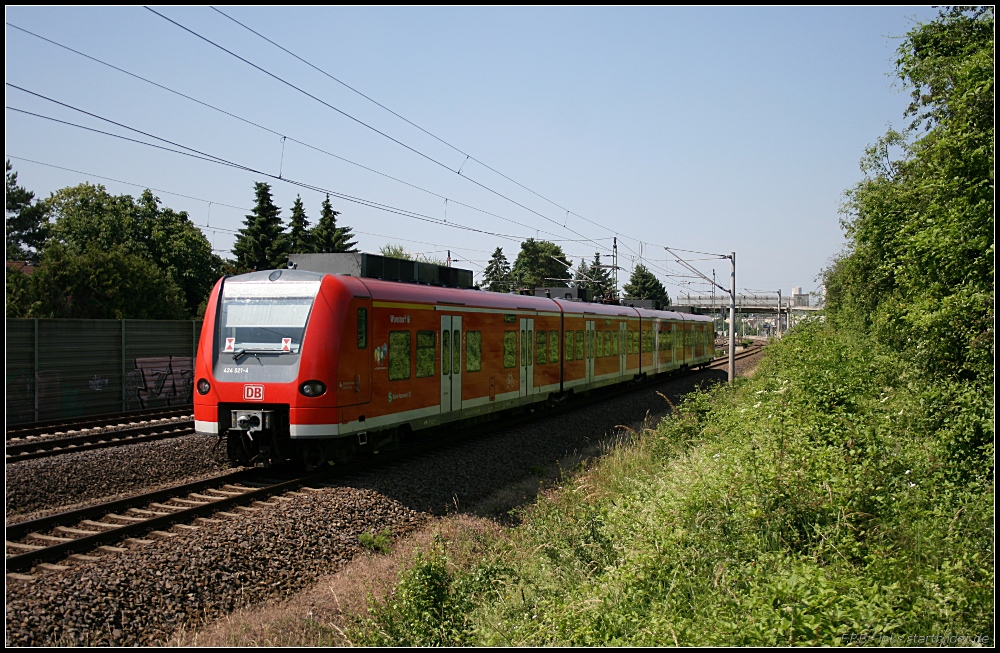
(519, 318), (534, 398)
(585, 320), (595, 384)
(338, 298), (372, 406)
(619, 321), (627, 377)
(440, 315), (463, 413)
(672, 322), (681, 365)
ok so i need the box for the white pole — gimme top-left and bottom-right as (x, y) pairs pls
(777, 289), (782, 338)
(728, 252), (736, 384)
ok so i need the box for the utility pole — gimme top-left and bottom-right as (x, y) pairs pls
(776, 288), (782, 338)
(663, 246), (736, 385)
(613, 237), (618, 303)
(728, 252), (736, 384)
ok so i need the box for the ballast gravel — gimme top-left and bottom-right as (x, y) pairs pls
(5, 487), (424, 646)
(6, 354), (761, 646)
(5, 434), (230, 523)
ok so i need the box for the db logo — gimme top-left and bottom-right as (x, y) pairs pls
(243, 385), (265, 401)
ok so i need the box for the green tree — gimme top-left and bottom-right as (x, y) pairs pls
(824, 7), (993, 383)
(5, 161), (49, 262)
(133, 190), (224, 317)
(42, 183), (221, 317)
(623, 263), (670, 308)
(232, 182), (288, 271)
(25, 242), (186, 319)
(510, 238), (571, 290)
(481, 247), (512, 292)
(286, 194), (314, 253)
(588, 253), (615, 301)
(378, 243), (412, 260)
(312, 194), (357, 253)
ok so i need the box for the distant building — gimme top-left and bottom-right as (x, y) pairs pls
(791, 286), (809, 307)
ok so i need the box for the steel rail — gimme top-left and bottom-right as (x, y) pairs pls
(6, 405), (193, 440)
(5, 422), (196, 462)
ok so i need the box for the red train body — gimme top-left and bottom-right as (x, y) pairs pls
(193, 269), (715, 466)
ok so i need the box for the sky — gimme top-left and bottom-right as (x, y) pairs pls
(5, 6), (940, 300)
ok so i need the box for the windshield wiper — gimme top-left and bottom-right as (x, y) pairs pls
(232, 348), (292, 363)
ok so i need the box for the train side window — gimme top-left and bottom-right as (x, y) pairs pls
(442, 329), (451, 375)
(453, 329), (461, 375)
(503, 330), (517, 368)
(520, 329), (526, 366)
(575, 330), (584, 360)
(536, 330), (547, 365)
(466, 330), (482, 372)
(416, 331), (435, 378)
(549, 330), (558, 363)
(612, 328), (620, 356)
(604, 330), (611, 358)
(564, 330), (574, 362)
(389, 330), (411, 380)
(527, 329), (534, 366)
(357, 308), (367, 349)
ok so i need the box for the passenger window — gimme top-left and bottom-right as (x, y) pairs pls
(536, 330), (547, 365)
(503, 330), (517, 368)
(357, 308), (367, 348)
(564, 330), (574, 362)
(442, 329), (451, 375)
(527, 330), (534, 365)
(416, 331), (435, 378)
(575, 330), (584, 360)
(388, 330), (411, 380)
(549, 330), (558, 363)
(520, 329), (526, 366)
(453, 329), (461, 375)
(604, 331), (611, 358)
(466, 331), (482, 372)
(612, 329), (619, 356)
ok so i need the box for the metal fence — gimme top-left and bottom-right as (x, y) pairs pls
(6, 319), (202, 425)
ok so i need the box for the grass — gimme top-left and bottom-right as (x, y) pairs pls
(359, 529), (393, 554)
(350, 322), (994, 646)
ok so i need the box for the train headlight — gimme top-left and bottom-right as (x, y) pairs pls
(299, 380), (327, 397)
(197, 379), (211, 395)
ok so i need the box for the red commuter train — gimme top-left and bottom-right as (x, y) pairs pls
(193, 268), (715, 467)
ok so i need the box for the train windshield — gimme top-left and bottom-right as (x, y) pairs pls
(219, 281), (321, 355)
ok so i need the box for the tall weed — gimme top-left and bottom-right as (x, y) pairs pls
(353, 323), (993, 645)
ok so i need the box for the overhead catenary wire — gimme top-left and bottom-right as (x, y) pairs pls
(7, 20), (681, 274)
(142, 6), (615, 257)
(4, 99), (532, 243)
(0, 31), (591, 250)
(206, 6), (722, 261)
(6, 153), (498, 257)
(8, 18), (710, 290)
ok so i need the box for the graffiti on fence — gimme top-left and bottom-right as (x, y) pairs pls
(124, 356), (194, 410)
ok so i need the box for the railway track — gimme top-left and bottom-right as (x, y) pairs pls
(5, 344), (767, 578)
(5, 405), (193, 441)
(5, 420), (196, 463)
(4, 347), (762, 464)
(4, 468), (328, 576)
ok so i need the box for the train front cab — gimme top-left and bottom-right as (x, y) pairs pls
(193, 270), (363, 467)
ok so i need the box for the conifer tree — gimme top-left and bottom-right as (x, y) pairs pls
(623, 263), (670, 308)
(5, 160), (49, 262)
(588, 252), (615, 301)
(232, 182), (288, 271)
(287, 194), (314, 253)
(482, 247), (512, 292)
(312, 194), (357, 253)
